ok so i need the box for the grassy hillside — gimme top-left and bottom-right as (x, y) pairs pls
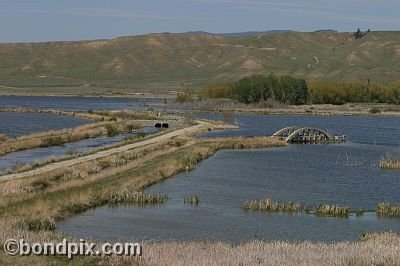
(0, 31), (399, 95)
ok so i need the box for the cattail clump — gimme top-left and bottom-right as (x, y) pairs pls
(316, 204), (350, 217)
(377, 202), (400, 217)
(243, 198), (303, 213)
(109, 190), (168, 205)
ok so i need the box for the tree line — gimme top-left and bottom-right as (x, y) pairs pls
(200, 74), (308, 105)
(199, 74), (400, 105)
(309, 81), (400, 104)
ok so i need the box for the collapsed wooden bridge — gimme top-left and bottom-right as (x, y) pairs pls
(272, 126), (346, 144)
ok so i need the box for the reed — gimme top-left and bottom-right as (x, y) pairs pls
(379, 160), (400, 169)
(315, 204), (350, 217)
(22, 218), (56, 232)
(243, 198), (303, 213)
(0, 217), (399, 265)
(184, 196), (200, 205)
(109, 190), (168, 205)
(377, 202), (400, 217)
(379, 151), (400, 169)
(110, 232), (400, 266)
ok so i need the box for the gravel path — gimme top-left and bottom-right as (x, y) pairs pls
(0, 121), (207, 182)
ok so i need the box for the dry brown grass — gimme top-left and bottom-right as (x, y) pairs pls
(243, 198), (303, 213)
(316, 204), (350, 217)
(377, 202), (400, 217)
(111, 232), (400, 266)
(379, 160), (400, 169)
(1, 217), (399, 266)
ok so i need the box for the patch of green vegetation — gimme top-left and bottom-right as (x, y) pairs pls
(202, 74), (308, 104)
(105, 124), (119, 137)
(25, 218), (56, 231)
(369, 107), (381, 114)
(41, 137), (65, 147)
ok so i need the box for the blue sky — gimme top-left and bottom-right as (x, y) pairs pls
(0, 0), (399, 42)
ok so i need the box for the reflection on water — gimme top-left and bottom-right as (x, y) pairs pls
(58, 114), (400, 243)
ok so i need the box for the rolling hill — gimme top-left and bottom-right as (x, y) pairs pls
(0, 31), (399, 95)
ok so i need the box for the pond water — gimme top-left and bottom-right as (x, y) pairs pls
(0, 96), (162, 112)
(0, 127), (159, 175)
(0, 112), (91, 138)
(57, 114), (400, 243)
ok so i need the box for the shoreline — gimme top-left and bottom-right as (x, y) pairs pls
(2, 93), (400, 117)
(1, 119), (399, 264)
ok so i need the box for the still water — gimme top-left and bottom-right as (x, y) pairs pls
(0, 96), (161, 112)
(0, 112), (91, 137)
(0, 127), (159, 175)
(55, 114), (400, 242)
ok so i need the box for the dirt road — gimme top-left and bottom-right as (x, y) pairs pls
(0, 121), (208, 182)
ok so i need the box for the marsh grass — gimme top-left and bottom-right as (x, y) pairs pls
(244, 199), (355, 218)
(0, 136), (285, 221)
(109, 190), (168, 205)
(379, 160), (400, 169)
(379, 151), (400, 169)
(377, 202), (400, 217)
(243, 198), (303, 213)
(112, 232), (400, 266)
(316, 204), (350, 217)
(0, 217), (399, 266)
(25, 218), (56, 232)
(184, 196), (200, 205)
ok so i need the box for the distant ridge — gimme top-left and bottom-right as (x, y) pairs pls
(183, 30), (295, 37)
(314, 29), (338, 33)
(181, 29), (338, 37)
(0, 30), (399, 93)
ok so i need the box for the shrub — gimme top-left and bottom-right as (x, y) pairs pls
(369, 107), (381, 114)
(105, 124), (119, 137)
(41, 136), (64, 147)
